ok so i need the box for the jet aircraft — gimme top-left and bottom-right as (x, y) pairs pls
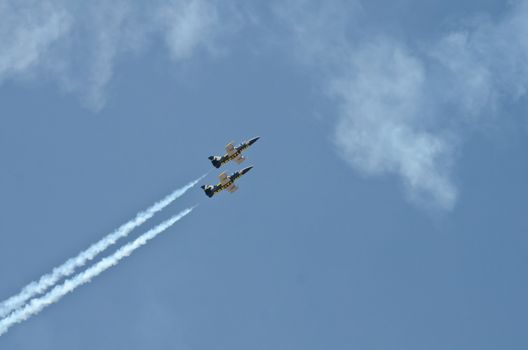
(208, 137), (260, 168)
(201, 166), (253, 198)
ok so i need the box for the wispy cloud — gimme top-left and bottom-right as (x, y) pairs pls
(0, 1), (71, 78)
(429, 1), (528, 114)
(0, 0), (228, 110)
(330, 40), (457, 209)
(159, 0), (223, 60)
(273, 0), (528, 210)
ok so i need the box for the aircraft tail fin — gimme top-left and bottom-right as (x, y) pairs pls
(208, 156), (222, 168)
(201, 185), (214, 198)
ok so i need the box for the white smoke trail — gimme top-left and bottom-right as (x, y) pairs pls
(0, 207), (195, 336)
(0, 176), (204, 318)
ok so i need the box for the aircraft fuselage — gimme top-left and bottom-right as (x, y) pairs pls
(209, 137), (259, 168)
(201, 166), (253, 197)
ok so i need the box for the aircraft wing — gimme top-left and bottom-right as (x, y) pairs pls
(227, 184), (238, 193)
(225, 142), (236, 156)
(233, 154), (245, 164)
(218, 172), (229, 185)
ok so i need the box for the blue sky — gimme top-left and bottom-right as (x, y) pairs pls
(0, 0), (527, 348)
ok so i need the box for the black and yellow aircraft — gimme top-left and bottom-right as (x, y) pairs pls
(201, 166), (253, 198)
(208, 137), (260, 168)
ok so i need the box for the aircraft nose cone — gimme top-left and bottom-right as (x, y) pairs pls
(248, 136), (260, 146)
(242, 166), (253, 175)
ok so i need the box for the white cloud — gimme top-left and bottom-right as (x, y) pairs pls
(330, 40), (457, 209)
(274, 0), (528, 210)
(0, 1), (71, 78)
(159, 0), (222, 60)
(0, 0), (226, 110)
(430, 1), (528, 115)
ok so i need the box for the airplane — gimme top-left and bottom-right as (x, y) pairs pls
(201, 166), (253, 198)
(208, 137), (260, 168)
